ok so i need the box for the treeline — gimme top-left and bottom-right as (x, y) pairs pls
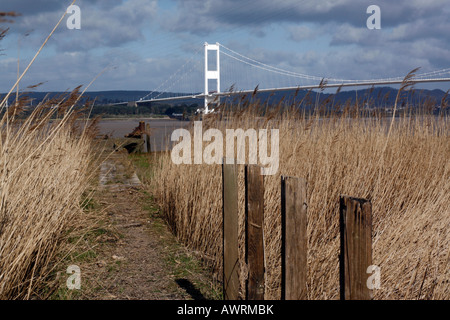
(0, 102), (200, 119)
(87, 102), (200, 117)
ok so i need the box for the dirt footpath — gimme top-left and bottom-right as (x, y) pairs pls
(82, 150), (217, 300)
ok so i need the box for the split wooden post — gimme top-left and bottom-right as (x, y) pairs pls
(281, 176), (308, 300)
(339, 195), (373, 300)
(245, 165), (265, 300)
(222, 161), (240, 300)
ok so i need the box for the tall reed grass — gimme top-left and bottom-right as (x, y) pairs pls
(0, 97), (97, 299)
(0, 5), (96, 298)
(149, 94), (449, 300)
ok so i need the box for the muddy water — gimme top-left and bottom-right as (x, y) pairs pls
(97, 116), (447, 152)
(97, 118), (191, 152)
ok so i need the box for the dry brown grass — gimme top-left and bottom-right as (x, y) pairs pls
(0, 97), (97, 299)
(0, 4), (101, 299)
(149, 97), (449, 300)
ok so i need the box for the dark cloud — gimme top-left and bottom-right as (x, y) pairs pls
(1, 0), (450, 92)
(3, 0), (156, 51)
(163, 0), (370, 35)
(0, 0), (121, 15)
(1, 0), (65, 15)
(165, 0), (450, 38)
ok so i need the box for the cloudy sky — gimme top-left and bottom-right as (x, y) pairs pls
(1, 0), (450, 94)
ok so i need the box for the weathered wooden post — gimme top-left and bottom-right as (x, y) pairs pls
(245, 165), (265, 300)
(281, 176), (308, 300)
(142, 133), (149, 153)
(222, 160), (240, 300)
(339, 195), (373, 300)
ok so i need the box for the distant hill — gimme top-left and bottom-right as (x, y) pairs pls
(1, 90), (157, 105)
(2, 87), (448, 106)
(2, 86), (448, 117)
(229, 86), (449, 108)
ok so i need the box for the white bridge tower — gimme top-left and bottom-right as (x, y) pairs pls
(204, 42), (220, 114)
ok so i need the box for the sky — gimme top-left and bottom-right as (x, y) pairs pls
(1, 0), (450, 95)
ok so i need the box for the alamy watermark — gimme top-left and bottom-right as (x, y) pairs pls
(367, 265), (381, 290)
(66, 265), (81, 290)
(367, 5), (381, 30)
(66, 5), (81, 30)
(171, 121), (279, 175)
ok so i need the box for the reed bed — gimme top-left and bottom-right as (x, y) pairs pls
(0, 100), (96, 299)
(0, 7), (99, 299)
(149, 98), (449, 300)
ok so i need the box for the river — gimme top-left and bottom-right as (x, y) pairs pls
(97, 118), (190, 152)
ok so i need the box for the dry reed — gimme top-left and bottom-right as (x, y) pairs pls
(149, 95), (449, 300)
(0, 3), (97, 298)
(0, 98), (95, 299)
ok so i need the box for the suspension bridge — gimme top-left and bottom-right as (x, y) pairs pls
(114, 42), (450, 114)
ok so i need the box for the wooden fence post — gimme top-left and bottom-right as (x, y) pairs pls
(339, 195), (373, 300)
(281, 176), (308, 300)
(222, 161), (240, 300)
(245, 165), (265, 300)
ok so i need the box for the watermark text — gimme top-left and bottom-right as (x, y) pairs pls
(171, 121), (279, 175)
